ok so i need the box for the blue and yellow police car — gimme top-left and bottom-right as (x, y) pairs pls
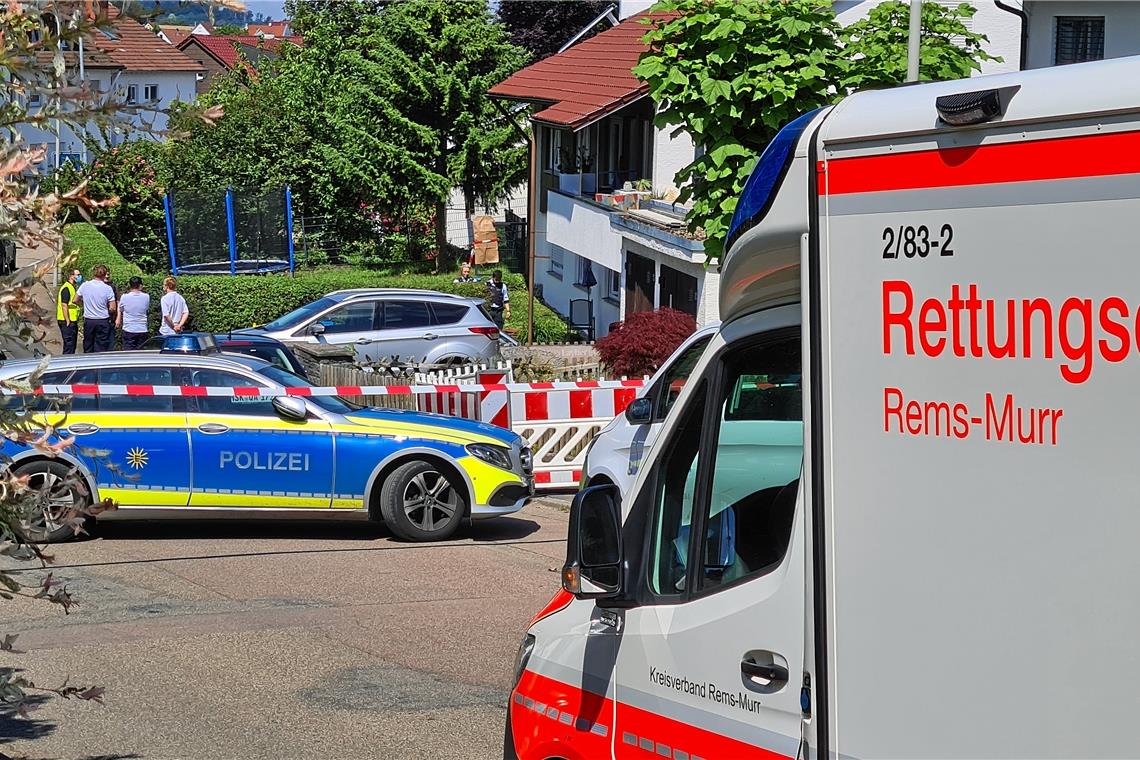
(0, 345), (533, 542)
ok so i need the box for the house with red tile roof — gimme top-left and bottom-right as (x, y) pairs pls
(177, 34), (302, 94)
(490, 3), (714, 337)
(248, 22), (293, 39)
(21, 3), (203, 169)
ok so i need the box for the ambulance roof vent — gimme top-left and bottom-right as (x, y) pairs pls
(935, 88), (1003, 126)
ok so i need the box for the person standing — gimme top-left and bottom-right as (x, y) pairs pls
(485, 269), (510, 329)
(116, 276), (150, 350)
(75, 264), (116, 353)
(453, 262), (478, 283)
(159, 276), (189, 336)
(56, 268), (81, 354)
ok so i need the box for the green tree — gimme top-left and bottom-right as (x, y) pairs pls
(498, 0), (611, 61)
(633, 0), (843, 260)
(366, 0), (530, 255)
(841, 1), (1000, 91)
(635, 0), (1001, 262)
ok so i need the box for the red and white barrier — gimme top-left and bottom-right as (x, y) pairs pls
(12, 379), (644, 493)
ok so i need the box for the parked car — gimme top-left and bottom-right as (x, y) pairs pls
(142, 332), (312, 380)
(238, 289), (502, 365)
(0, 348), (533, 543)
(143, 332), (309, 379)
(580, 324), (718, 495)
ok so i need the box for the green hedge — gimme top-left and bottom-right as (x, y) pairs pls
(64, 223), (144, 280)
(62, 224), (571, 344)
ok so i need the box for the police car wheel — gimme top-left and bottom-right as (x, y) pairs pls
(379, 460), (464, 542)
(14, 460), (87, 543)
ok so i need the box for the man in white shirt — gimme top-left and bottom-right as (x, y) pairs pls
(75, 264), (116, 353)
(116, 276), (151, 349)
(159, 276), (189, 337)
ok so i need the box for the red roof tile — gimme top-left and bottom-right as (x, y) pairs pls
(247, 22), (292, 38)
(489, 11), (670, 130)
(91, 5), (203, 72)
(178, 34), (243, 70)
(162, 28), (190, 47)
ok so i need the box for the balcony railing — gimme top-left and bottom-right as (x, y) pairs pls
(545, 168), (646, 199)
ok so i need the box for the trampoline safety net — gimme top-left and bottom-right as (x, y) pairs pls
(168, 186), (292, 275)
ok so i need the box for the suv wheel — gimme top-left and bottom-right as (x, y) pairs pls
(379, 460), (465, 541)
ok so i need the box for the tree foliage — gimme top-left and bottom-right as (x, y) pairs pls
(497, 0), (611, 61)
(635, 0), (1000, 261)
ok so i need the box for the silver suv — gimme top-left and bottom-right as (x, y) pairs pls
(241, 289), (502, 364)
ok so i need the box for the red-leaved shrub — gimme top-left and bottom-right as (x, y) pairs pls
(596, 308), (697, 378)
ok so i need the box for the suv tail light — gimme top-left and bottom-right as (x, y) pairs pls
(469, 326), (500, 339)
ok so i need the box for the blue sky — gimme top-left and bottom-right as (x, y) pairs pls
(245, 1), (287, 20)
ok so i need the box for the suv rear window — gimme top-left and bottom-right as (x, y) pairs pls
(430, 302), (469, 325)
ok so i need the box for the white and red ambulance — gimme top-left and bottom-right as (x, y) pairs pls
(506, 55), (1140, 759)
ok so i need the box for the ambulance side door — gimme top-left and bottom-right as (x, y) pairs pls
(612, 329), (806, 760)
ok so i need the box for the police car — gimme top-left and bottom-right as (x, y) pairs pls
(0, 345), (534, 543)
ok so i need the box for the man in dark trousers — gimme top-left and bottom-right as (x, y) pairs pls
(75, 264), (116, 353)
(56, 267), (81, 354)
(486, 269), (510, 329)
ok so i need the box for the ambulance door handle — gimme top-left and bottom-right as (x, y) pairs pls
(197, 422), (229, 435)
(421, 333), (438, 340)
(741, 652), (789, 693)
(66, 422), (99, 435)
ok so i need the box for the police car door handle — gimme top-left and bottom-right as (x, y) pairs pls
(421, 333), (438, 340)
(354, 338), (373, 345)
(197, 422), (229, 435)
(66, 422), (99, 435)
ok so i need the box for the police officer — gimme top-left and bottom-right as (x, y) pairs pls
(56, 268), (81, 354)
(486, 269), (510, 329)
(76, 264), (116, 353)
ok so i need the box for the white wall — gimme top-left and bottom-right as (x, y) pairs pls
(546, 191), (623, 272)
(1025, 1), (1140, 69)
(618, 0), (654, 20)
(115, 70), (199, 134)
(652, 125), (695, 196)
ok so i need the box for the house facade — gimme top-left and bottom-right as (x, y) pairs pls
(19, 4), (202, 169)
(178, 34), (302, 94)
(492, 0), (1140, 340)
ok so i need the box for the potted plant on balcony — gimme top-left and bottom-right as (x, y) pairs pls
(579, 147), (596, 195)
(557, 145), (581, 194)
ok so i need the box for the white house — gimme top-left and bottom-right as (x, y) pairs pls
(491, 0), (1140, 339)
(19, 3), (202, 169)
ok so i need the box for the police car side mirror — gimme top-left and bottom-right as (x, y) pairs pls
(272, 395), (308, 421)
(563, 483), (622, 599)
(624, 397), (652, 425)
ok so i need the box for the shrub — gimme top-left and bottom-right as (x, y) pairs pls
(64, 223), (144, 280)
(65, 224), (571, 343)
(595, 308), (697, 378)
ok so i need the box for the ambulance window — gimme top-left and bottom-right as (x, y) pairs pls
(698, 335), (802, 592)
(189, 370), (273, 416)
(647, 381), (707, 597)
(653, 335), (711, 421)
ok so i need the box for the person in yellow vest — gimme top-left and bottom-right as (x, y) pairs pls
(56, 268), (81, 354)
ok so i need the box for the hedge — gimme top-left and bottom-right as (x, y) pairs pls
(62, 224), (571, 344)
(64, 223), (143, 280)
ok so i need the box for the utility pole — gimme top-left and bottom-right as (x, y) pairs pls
(906, 0), (922, 82)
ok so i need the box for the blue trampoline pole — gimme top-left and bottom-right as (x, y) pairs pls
(225, 187), (237, 276)
(285, 185), (295, 275)
(164, 192), (178, 275)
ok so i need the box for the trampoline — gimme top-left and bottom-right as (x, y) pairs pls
(165, 186), (296, 276)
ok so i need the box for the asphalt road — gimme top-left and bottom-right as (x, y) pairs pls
(0, 496), (573, 759)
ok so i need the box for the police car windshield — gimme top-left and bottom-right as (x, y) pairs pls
(255, 364), (362, 414)
(262, 295), (346, 331)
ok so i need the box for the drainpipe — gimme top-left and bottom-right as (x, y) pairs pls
(994, 0), (1028, 70)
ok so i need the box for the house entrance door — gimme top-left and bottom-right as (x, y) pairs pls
(625, 252), (655, 318)
(660, 264), (698, 316)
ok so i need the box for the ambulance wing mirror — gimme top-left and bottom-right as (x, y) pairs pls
(272, 395), (308, 421)
(563, 483), (623, 599)
(624, 397), (652, 425)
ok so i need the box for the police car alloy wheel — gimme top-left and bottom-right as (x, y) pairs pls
(379, 460), (465, 542)
(14, 460), (88, 543)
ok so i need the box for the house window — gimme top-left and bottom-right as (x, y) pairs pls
(28, 91), (41, 107)
(125, 84), (138, 104)
(576, 256), (600, 290)
(607, 267), (620, 302)
(1055, 17), (1105, 65)
(144, 84), (159, 102)
(548, 244), (564, 280)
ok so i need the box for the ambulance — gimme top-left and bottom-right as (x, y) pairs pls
(506, 56), (1140, 759)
